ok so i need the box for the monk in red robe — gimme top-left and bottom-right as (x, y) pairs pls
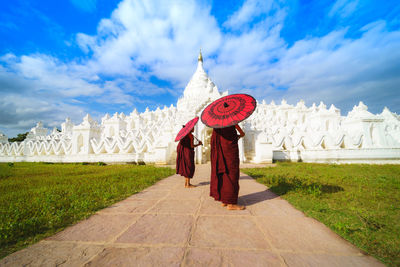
(210, 124), (245, 210)
(176, 128), (203, 188)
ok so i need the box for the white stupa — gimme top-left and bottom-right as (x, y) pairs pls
(1, 51), (399, 164)
(177, 50), (225, 117)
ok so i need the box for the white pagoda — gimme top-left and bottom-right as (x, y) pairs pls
(1, 52), (400, 164)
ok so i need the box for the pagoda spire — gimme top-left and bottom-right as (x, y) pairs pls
(198, 49), (203, 62)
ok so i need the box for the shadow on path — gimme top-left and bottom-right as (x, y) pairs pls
(239, 190), (279, 205)
(197, 181), (210, 186)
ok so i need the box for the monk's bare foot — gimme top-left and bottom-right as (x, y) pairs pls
(226, 204), (245, 210)
(221, 203), (227, 207)
(185, 184), (196, 188)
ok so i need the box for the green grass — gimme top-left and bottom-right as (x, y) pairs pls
(0, 162), (175, 259)
(242, 162), (400, 266)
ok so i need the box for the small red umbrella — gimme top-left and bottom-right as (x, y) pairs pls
(201, 94), (257, 128)
(175, 117), (199, 142)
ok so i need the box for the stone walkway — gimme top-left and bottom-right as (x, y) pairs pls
(1, 164), (383, 267)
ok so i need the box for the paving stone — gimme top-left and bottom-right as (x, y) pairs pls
(166, 187), (203, 200)
(149, 182), (180, 191)
(127, 189), (170, 200)
(0, 241), (103, 267)
(239, 175), (267, 187)
(281, 253), (385, 267)
(238, 188), (278, 200)
(99, 199), (157, 214)
(151, 176), (182, 189)
(256, 216), (362, 254)
(48, 214), (139, 242)
(183, 248), (282, 267)
(116, 214), (193, 245)
(190, 216), (269, 249)
(248, 198), (306, 217)
(198, 197), (250, 216)
(84, 247), (185, 267)
(237, 179), (268, 195)
(148, 199), (200, 214)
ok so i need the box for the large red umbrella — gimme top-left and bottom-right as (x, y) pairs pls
(175, 117), (199, 142)
(201, 94), (257, 128)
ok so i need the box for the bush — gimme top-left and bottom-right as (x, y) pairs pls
(8, 132), (29, 142)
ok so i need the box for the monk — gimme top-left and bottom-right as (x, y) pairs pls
(210, 124), (245, 210)
(176, 127), (203, 188)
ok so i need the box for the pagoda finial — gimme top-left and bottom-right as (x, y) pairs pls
(198, 49), (203, 62)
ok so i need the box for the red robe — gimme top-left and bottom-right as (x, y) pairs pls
(210, 126), (240, 204)
(176, 134), (195, 178)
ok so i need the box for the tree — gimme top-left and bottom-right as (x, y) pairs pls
(8, 132), (29, 142)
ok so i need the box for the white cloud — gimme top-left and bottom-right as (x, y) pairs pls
(329, 0), (359, 18)
(1, 53), (104, 97)
(271, 21), (400, 113)
(207, 0), (287, 92)
(0, 93), (86, 137)
(224, 0), (275, 30)
(76, 33), (96, 54)
(79, 0), (222, 82)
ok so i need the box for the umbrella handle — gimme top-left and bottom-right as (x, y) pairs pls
(193, 135), (203, 145)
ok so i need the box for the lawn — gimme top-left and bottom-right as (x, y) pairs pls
(0, 162), (175, 259)
(242, 162), (400, 266)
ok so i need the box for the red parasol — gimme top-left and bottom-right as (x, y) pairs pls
(175, 117), (199, 142)
(201, 94), (257, 128)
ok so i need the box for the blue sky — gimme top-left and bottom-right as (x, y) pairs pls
(0, 0), (399, 137)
